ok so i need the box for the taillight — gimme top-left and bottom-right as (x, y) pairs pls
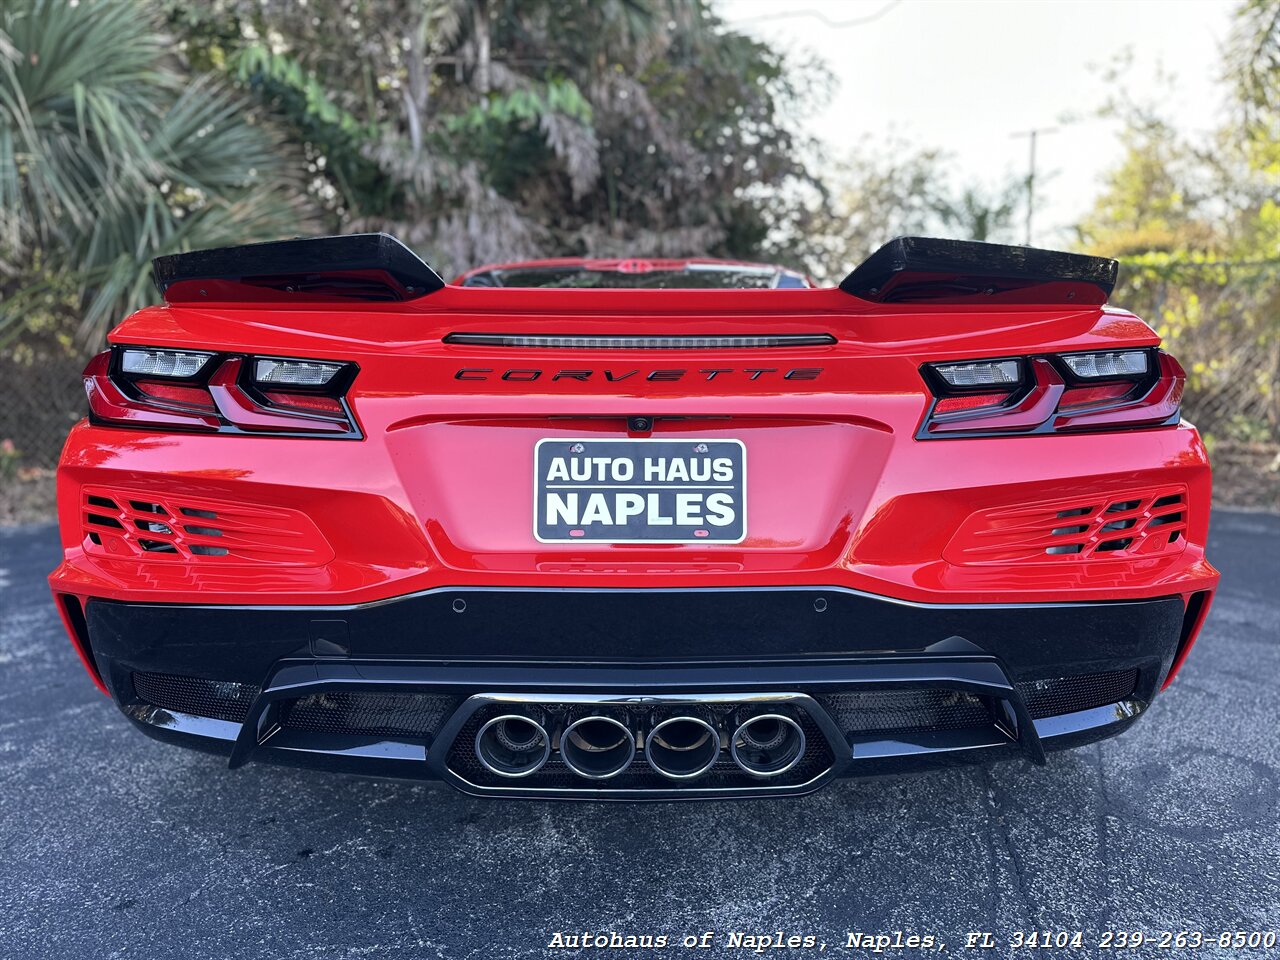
(83, 351), (222, 430)
(1058, 381), (1134, 409)
(931, 358), (1023, 389)
(261, 391), (344, 414)
(120, 347), (214, 378)
(134, 380), (219, 410)
(1058, 349), (1148, 379)
(84, 347), (360, 438)
(932, 392), (1012, 414)
(919, 348), (1183, 438)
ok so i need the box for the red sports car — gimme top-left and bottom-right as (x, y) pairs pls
(49, 234), (1218, 798)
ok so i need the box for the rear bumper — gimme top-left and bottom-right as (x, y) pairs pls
(52, 418), (1218, 607)
(76, 586), (1207, 799)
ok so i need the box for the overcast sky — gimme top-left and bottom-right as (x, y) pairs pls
(717, 0), (1237, 246)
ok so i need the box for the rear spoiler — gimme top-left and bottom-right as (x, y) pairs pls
(150, 232), (1116, 307)
(840, 237), (1118, 306)
(151, 233), (446, 304)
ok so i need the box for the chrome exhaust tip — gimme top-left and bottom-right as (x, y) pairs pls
(474, 714), (551, 778)
(731, 713), (805, 778)
(560, 715), (636, 780)
(644, 716), (721, 781)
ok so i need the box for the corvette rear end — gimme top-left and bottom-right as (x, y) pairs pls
(49, 234), (1219, 799)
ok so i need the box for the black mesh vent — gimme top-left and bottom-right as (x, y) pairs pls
(133, 672), (260, 723)
(281, 692), (459, 740)
(819, 689), (991, 735)
(447, 704), (834, 791)
(1016, 669), (1140, 719)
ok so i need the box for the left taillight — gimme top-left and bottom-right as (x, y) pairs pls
(84, 347), (360, 437)
(919, 348), (1184, 438)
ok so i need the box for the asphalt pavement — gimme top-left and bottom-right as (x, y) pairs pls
(2, 511), (1277, 959)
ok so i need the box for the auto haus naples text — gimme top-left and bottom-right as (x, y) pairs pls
(543, 453), (739, 529)
(546, 930), (944, 951)
(534, 438), (747, 543)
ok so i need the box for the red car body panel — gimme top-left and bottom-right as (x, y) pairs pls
(48, 237), (1219, 797)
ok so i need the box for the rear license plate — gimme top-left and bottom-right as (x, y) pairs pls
(534, 438), (746, 544)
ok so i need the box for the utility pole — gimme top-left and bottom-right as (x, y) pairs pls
(1011, 127), (1057, 245)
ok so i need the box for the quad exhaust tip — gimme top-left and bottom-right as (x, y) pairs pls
(731, 714), (806, 778)
(471, 704), (810, 784)
(475, 714), (551, 778)
(644, 716), (721, 781)
(560, 715), (636, 780)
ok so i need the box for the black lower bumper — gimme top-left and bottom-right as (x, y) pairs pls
(81, 586), (1194, 799)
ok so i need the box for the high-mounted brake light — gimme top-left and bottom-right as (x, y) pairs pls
(85, 347), (360, 438)
(919, 348), (1182, 438)
(120, 348), (213, 378)
(443, 333), (836, 349)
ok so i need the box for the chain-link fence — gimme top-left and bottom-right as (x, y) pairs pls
(1118, 259), (1280, 446)
(1, 349), (87, 471)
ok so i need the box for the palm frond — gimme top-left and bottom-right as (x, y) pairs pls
(0, 0), (314, 347)
(0, 0), (172, 251)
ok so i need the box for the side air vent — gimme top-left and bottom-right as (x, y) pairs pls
(945, 486), (1189, 564)
(818, 689), (991, 735)
(81, 487), (333, 566)
(1015, 669), (1140, 719)
(819, 672), (1140, 739)
(280, 692), (459, 740)
(132, 675), (463, 742)
(443, 333), (835, 349)
(133, 672), (261, 723)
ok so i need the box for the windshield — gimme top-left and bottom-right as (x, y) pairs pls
(461, 266), (807, 289)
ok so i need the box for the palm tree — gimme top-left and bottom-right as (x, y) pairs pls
(0, 0), (312, 347)
(1228, 0), (1280, 123)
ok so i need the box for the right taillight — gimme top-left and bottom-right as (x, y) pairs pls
(84, 347), (361, 438)
(919, 348), (1184, 438)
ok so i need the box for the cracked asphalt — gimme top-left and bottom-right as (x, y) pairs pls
(2, 511), (1277, 959)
